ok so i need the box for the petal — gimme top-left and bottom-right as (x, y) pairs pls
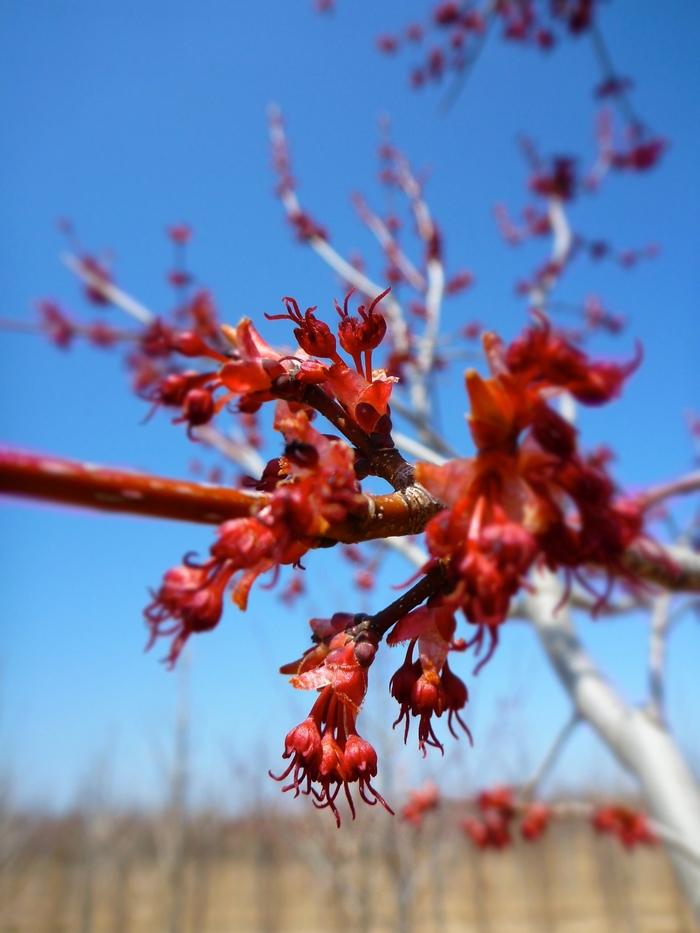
(291, 667), (333, 691)
(387, 605), (440, 646)
(219, 360), (276, 394)
(222, 318), (282, 361)
(415, 459), (475, 508)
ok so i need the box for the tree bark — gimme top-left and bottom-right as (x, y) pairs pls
(526, 570), (700, 917)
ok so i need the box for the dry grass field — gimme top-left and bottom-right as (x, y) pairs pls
(1, 807), (698, 933)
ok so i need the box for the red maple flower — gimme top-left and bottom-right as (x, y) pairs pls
(272, 633), (392, 825)
(36, 300), (76, 348)
(167, 223), (193, 245)
(592, 805), (656, 849)
(266, 296), (341, 360)
(387, 605), (472, 754)
(145, 401), (367, 664)
(520, 801), (551, 840)
(462, 812), (511, 850)
(260, 289), (396, 433)
(145, 563), (231, 668)
(413, 318), (645, 666)
(400, 781), (440, 826)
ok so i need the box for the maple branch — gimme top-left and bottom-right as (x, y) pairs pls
(638, 470), (700, 509)
(0, 448), (441, 544)
(352, 193), (426, 292)
(529, 196), (573, 308)
(352, 562), (449, 642)
(3, 449), (700, 591)
(193, 424), (266, 477)
(646, 592), (672, 725)
(589, 22), (644, 130)
(270, 379), (429, 497)
(622, 541), (700, 592)
(62, 253), (155, 325)
(521, 712), (580, 800)
(394, 153), (446, 426)
(569, 591), (644, 615)
(267, 105), (410, 356)
(525, 570), (700, 913)
(0, 449), (263, 525)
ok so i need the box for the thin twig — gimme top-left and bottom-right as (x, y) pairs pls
(521, 713), (580, 800)
(193, 425), (266, 477)
(589, 22), (645, 130)
(392, 431), (447, 466)
(646, 593), (672, 724)
(362, 562), (449, 641)
(639, 471), (700, 510)
(267, 106), (410, 355)
(529, 196), (573, 309)
(375, 535), (428, 568)
(352, 193), (426, 292)
(394, 155), (446, 426)
(390, 398), (459, 459)
(62, 253), (155, 325)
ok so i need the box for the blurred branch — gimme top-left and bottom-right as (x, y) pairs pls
(392, 431), (447, 466)
(525, 570), (700, 915)
(267, 105), (410, 356)
(569, 591), (645, 615)
(193, 424), (266, 476)
(0, 448), (264, 525)
(4, 448), (700, 591)
(393, 155), (445, 427)
(389, 398), (458, 458)
(528, 196), (573, 308)
(621, 541), (700, 592)
(638, 470), (700, 510)
(521, 712), (580, 800)
(646, 593), (672, 725)
(352, 192), (426, 292)
(62, 253), (155, 325)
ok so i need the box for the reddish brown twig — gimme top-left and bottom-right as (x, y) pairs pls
(0, 449), (264, 525)
(0, 448), (441, 543)
(4, 449), (700, 593)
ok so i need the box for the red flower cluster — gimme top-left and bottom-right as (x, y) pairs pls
(35, 300), (120, 350)
(591, 110), (667, 182)
(400, 781), (440, 826)
(592, 805), (656, 849)
(462, 786), (515, 849)
(520, 801), (552, 841)
(76, 254), (114, 306)
(462, 788), (550, 848)
(529, 156), (578, 201)
(387, 604), (472, 755)
(271, 632), (392, 826)
(369, 1), (601, 91)
(134, 282), (401, 685)
(415, 317), (644, 668)
(136, 284), (395, 442)
(146, 404), (366, 666)
(260, 290), (396, 433)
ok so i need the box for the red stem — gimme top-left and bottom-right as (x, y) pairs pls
(0, 449), (264, 525)
(3, 448), (699, 593)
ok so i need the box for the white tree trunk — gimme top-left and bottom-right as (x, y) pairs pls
(526, 571), (700, 917)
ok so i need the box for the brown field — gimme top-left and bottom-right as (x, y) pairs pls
(1, 808), (698, 933)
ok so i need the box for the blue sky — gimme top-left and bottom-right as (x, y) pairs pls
(1, 1), (698, 811)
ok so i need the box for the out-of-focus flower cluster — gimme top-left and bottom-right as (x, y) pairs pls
(414, 316), (644, 670)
